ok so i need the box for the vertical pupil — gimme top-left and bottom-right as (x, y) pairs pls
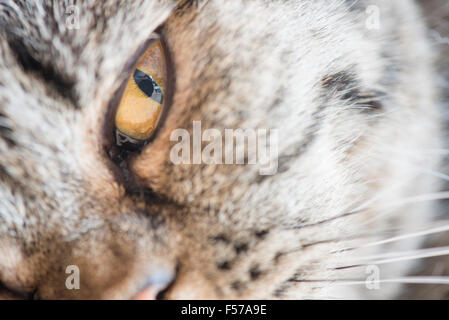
(134, 69), (154, 97)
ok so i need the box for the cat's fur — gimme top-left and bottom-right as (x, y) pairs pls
(0, 0), (446, 299)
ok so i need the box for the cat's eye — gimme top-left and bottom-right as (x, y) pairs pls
(115, 37), (167, 150)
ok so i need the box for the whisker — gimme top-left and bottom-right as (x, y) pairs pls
(297, 157), (447, 230)
(331, 222), (449, 253)
(376, 191), (449, 209)
(399, 149), (449, 156)
(355, 191), (449, 228)
(333, 246), (449, 268)
(371, 156), (449, 182)
(332, 221), (449, 253)
(302, 176), (420, 229)
(278, 234), (376, 257)
(359, 223), (449, 249)
(293, 277), (449, 286)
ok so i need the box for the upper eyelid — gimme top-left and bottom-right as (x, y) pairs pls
(119, 33), (161, 81)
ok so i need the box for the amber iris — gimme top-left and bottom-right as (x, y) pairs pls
(115, 39), (166, 143)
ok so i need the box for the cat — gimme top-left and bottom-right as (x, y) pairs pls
(0, 0), (447, 299)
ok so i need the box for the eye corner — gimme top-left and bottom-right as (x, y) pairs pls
(115, 130), (147, 152)
(0, 280), (34, 300)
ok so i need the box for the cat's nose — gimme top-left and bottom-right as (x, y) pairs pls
(132, 269), (174, 300)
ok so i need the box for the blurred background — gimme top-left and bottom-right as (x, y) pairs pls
(401, 0), (449, 299)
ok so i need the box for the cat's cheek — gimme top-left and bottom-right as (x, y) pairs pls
(0, 242), (34, 294)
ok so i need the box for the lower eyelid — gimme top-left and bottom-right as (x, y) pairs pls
(0, 282), (30, 300)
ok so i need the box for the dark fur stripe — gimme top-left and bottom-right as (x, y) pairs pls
(321, 70), (385, 111)
(7, 38), (78, 107)
(0, 111), (15, 147)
